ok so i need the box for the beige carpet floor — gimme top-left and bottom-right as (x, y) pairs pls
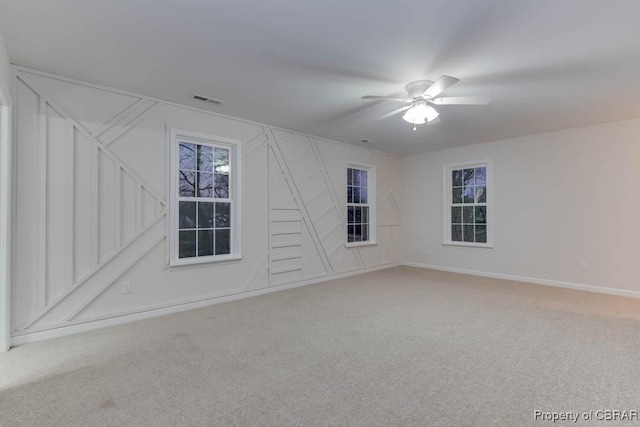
(2, 266), (640, 426)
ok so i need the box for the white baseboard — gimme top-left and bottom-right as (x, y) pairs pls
(10, 263), (400, 347)
(402, 261), (640, 299)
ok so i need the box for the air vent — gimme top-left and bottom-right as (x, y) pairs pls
(193, 94), (223, 105)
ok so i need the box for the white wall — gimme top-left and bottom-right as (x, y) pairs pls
(0, 32), (10, 104)
(0, 31), (13, 352)
(404, 117), (640, 296)
(10, 66), (402, 343)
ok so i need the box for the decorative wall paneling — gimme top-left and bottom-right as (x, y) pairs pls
(11, 66), (402, 340)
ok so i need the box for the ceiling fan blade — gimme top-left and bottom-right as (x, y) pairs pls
(423, 75), (460, 98)
(375, 105), (411, 121)
(430, 96), (492, 105)
(362, 95), (410, 102)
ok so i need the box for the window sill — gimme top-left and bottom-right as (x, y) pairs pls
(168, 255), (243, 269)
(345, 241), (377, 248)
(442, 242), (493, 249)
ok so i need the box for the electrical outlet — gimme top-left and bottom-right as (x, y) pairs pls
(426, 249), (433, 256)
(579, 261), (589, 271)
(121, 281), (132, 295)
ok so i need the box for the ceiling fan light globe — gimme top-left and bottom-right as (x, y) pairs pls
(402, 100), (438, 125)
(424, 105), (439, 122)
(403, 114), (426, 124)
(402, 108), (425, 124)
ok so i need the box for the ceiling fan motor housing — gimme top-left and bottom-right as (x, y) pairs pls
(405, 80), (434, 99)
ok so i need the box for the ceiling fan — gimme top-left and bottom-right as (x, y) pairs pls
(362, 76), (491, 130)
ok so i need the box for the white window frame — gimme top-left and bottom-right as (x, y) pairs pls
(443, 160), (493, 248)
(345, 161), (377, 247)
(169, 128), (242, 266)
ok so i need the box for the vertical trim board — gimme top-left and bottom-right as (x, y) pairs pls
(91, 143), (99, 267)
(65, 120), (75, 289)
(38, 98), (47, 308)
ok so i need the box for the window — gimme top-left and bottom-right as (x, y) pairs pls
(444, 161), (492, 247)
(346, 163), (376, 246)
(170, 129), (241, 265)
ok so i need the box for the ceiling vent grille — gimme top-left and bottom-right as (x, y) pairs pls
(193, 94), (223, 105)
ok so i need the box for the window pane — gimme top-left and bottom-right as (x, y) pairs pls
(347, 168), (354, 186)
(360, 187), (368, 204)
(452, 169), (463, 187)
(463, 206), (474, 224)
(474, 167), (486, 185)
(215, 202), (231, 228)
(197, 145), (213, 172)
(355, 206), (362, 223)
(452, 188), (462, 204)
(352, 187), (360, 204)
(451, 207), (462, 224)
(463, 186), (475, 203)
(197, 202), (214, 228)
(476, 186), (486, 203)
(362, 207), (369, 223)
(463, 225), (474, 242)
(179, 230), (196, 258)
(179, 171), (196, 197)
(215, 229), (231, 255)
(179, 143), (196, 170)
(475, 225), (487, 243)
(451, 225), (462, 242)
(347, 186), (353, 203)
(197, 172), (213, 197)
(360, 170), (367, 187)
(474, 206), (486, 224)
(179, 201), (196, 229)
(198, 230), (214, 256)
(363, 224), (369, 241)
(214, 174), (229, 198)
(463, 168), (474, 186)
(353, 169), (361, 186)
(347, 206), (354, 224)
(354, 225), (362, 242)
(347, 225), (355, 242)
(214, 148), (229, 174)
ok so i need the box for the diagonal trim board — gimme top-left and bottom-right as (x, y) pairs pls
(275, 134), (354, 271)
(244, 130), (269, 159)
(244, 253), (269, 291)
(14, 230), (168, 335)
(98, 100), (161, 147)
(379, 156), (402, 223)
(269, 129), (334, 274)
(14, 74), (168, 331)
(311, 137), (346, 223)
(309, 136), (364, 268)
(90, 98), (148, 138)
(17, 214), (166, 331)
(17, 73), (165, 203)
(64, 232), (167, 321)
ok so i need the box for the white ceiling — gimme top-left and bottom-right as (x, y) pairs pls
(2, 0), (640, 155)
